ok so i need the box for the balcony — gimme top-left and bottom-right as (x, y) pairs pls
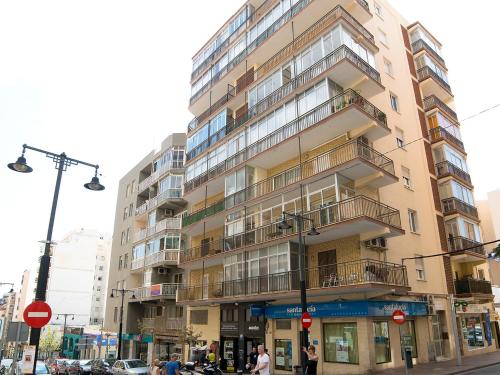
(137, 162), (185, 194)
(182, 199), (225, 228)
(411, 39), (446, 68)
(423, 95), (457, 121)
(429, 127), (465, 153)
(144, 250), (179, 267)
(185, 89), (389, 198)
(455, 278), (492, 296)
(448, 236), (485, 256)
(135, 191), (184, 216)
(177, 259), (408, 304)
(180, 195), (402, 264)
(417, 66), (452, 102)
(131, 257), (145, 272)
(134, 283), (181, 301)
(142, 317), (183, 333)
(133, 218), (182, 244)
(435, 161), (472, 187)
(442, 197), (479, 220)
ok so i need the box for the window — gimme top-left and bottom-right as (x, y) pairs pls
(461, 316), (484, 349)
(123, 207), (128, 221)
(408, 209), (418, 233)
(99, 266), (104, 271)
(275, 339), (292, 371)
(383, 58), (393, 76)
(402, 167), (412, 189)
(374, 322), (391, 364)
(118, 256), (123, 270)
(276, 319), (291, 330)
(129, 203), (133, 217)
(97, 277), (102, 281)
(190, 310), (208, 325)
(96, 287), (101, 292)
(95, 297), (100, 302)
(120, 232), (125, 245)
(123, 254), (128, 269)
(113, 307), (118, 323)
(374, 2), (383, 18)
(125, 184), (131, 198)
(400, 321), (418, 358)
(415, 255), (426, 280)
(126, 228), (130, 243)
(390, 93), (399, 112)
(396, 127), (405, 149)
(131, 180), (136, 194)
(323, 323), (359, 364)
(378, 29), (388, 45)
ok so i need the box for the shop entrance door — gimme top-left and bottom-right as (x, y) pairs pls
(431, 314), (445, 359)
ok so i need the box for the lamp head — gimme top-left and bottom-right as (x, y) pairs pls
(307, 226), (320, 236)
(130, 293), (136, 300)
(110, 291), (115, 298)
(84, 175), (105, 191)
(278, 215), (292, 230)
(7, 155), (33, 173)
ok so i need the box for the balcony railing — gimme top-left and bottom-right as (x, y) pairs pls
(138, 162), (185, 193)
(142, 317), (183, 332)
(188, 85), (235, 134)
(411, 39), (446, 67)
(417, 66), (452, 94)
(455, 278), (492, 295)
(135, 283), (182, 300)
(135, 191), (184, 216)
(144, 250), (180, 267)
(134, 218), (182, 244)
(226, 138), (395, 208)
(190, 0), (312, 105)
(423, 95), (457, 121)
(442, 197), (479, 219)
(435, 161), (472, 185)
(182, 199), (225, 227)
(448, 236), (484, 255)
(429, 127), (464, 151)
(256, 5), (375, 81)
(131, 257), (145, 271)
(177, 259), (407, 302)
(180, 195), (401, 263)
(185, 89), (387, 193)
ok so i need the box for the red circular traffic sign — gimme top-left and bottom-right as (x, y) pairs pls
(301, 312), (312, 329)
(392, 309), (406, 325)
(23, 301), (52, 328)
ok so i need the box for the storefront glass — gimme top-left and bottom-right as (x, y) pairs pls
(275, 339), (292, 371)
(373, 321), (391, 364)
(323, 323), (359, 364)
(461, 316), (484, 349)
(399, 320), (418, 359)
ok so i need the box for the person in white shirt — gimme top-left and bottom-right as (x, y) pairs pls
(251, 345), (270, 375)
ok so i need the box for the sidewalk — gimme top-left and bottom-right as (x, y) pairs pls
(372, 350), (500, 375)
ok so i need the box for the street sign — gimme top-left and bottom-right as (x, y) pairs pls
(392, 309), (406, 325)
(21, 345), (36, 374)
(23, 301), (52, 328)
(301, 312), (312, 329)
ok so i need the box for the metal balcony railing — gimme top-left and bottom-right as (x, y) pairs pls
(180, 195), (401, 263)
(135, 283), (182, 300)
(411, 39), (446, 67)
(429, 127), (464, 151)
(137, 162), (185, 193)
(184, 89), (387, 194)
(131, 257), (145, 271)
(442, 197), (478, 219)
(417, 66), (452, 94)
(423, 95), (457, 121)
(177, 259), (407, 302)
(448, 236), (484, 255)
(144, 250), (180, 267)
(182, 199), (225, 227)
(435, 161), (471, 185)
(455, 279), (492, 295)
(134, 218), (182, 244)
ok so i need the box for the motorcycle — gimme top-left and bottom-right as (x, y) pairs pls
(178, 361), (196, 375)
(201, 362), (222, 375)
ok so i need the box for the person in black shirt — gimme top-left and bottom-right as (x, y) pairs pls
(248, 347), (258, 371)
(302, 345), (318, 375)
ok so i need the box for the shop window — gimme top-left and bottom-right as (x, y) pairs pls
(222, 308), (238, 322)
(374, 321), (391, 364)
(190, 310), (208, 325)
(400, 321), (418, 358)
(276, 319), (291, 330)
(275, 339), (292, 371)
(461, 316), (484, 349)
(323, 323), (359, 364)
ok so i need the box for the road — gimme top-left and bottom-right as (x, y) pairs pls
(462, 363), (500, 374)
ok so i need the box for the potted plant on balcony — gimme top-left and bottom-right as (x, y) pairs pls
(377, 112), (386, 123)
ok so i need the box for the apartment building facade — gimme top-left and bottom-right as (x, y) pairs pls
(104, 134), (187, 363)
(178, 0), (496, 373)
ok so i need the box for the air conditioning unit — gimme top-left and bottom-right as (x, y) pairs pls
(364, 237), (387, 249)
(158, 268), (167, 275)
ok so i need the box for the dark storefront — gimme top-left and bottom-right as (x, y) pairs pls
(220, 304), (266, 373)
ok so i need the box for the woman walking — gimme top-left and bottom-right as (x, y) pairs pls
(302, 345), (318, 375)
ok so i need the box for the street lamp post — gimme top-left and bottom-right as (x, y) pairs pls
(105, 333), (111, 358)
(110, 288), (135, 360)
(7, 144), (104, 373)
(56, 314), (75, 357)
(278, 212), (319, 373)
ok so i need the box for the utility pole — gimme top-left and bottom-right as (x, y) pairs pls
(109, 288), (135, 360)
(56, 314), (75, 357)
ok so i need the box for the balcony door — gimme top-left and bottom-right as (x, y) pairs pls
(318, 250), (337, 287)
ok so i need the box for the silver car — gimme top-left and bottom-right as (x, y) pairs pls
(111, 361), (147, 375)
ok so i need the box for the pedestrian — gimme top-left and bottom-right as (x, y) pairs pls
(251, 345), (270, 375)
(150, 359), (161, 375)
(248, 346), (258, 370)
(165, 354), (180, 375)
(302, 345), (318, 375)
(207, 349), (216, 364)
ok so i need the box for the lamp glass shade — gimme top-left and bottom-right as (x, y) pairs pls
(84, 176), (105, 191)
(278, 220), (292, 230)
(7, 156), (33, 173)
(307, 226), (320, 236)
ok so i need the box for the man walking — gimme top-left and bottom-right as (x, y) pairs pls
(250, 345), (270, 375)
(248, 347), (258, 370)
(165, 354), (180, 375)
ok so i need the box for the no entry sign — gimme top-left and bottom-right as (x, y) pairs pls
(392, 309), (406, 325)
(301, 312), (312, 329)
(23, 301), (52, 328)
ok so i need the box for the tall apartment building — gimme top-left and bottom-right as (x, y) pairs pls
(0, 292), (16, 358)
(105, 134), (186, 363)
(13, 270), (32, 322)
(178, 0), (496, 373)
(46, 228), (111, 327)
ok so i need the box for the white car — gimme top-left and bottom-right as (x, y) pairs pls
(111, 360), (148, 375)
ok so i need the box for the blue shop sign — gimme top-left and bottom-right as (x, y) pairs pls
(263, 300), (428, 319)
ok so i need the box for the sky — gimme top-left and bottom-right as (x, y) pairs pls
(1, 0), (499, 290)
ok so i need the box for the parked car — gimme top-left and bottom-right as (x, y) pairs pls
(58, 360), (81, 375)
(10, 361), (50, 375)
(46, 359), (67, 375)
(111, 360), (148, 375)
(90, 359), (116, 375)
(78, 361), (92, 375)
